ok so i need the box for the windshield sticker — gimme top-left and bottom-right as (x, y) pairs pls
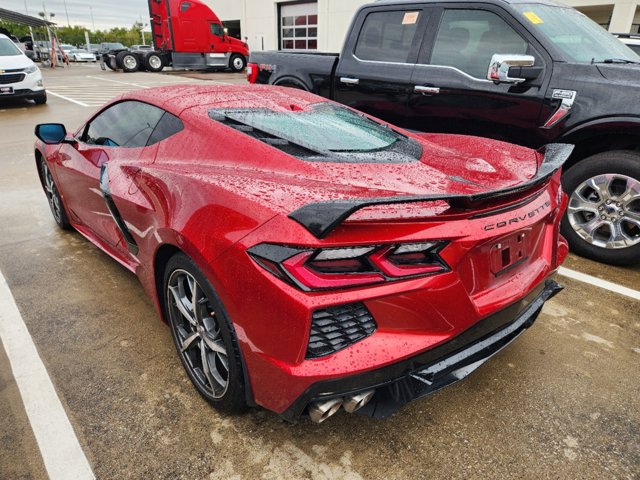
(523, 11), (544, 25)
(402, 12), (420, 25)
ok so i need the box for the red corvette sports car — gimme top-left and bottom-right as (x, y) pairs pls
(35, 85), (570, 423)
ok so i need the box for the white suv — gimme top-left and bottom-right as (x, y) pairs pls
(0, 33), (46, 104)
(616, 33), (640, 55)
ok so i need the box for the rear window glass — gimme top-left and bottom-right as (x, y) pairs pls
(209, 103), (422, 163)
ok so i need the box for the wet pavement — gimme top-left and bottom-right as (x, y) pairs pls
(0, 65), (638, 480)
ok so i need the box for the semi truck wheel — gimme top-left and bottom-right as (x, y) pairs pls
(561, 150), (640, 265)
(116, 51), (140, 72)
(229, 54), (246, 73)
(143, 52), (164, 73)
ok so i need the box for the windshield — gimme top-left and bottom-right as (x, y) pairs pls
(104, 43), (125, 49)
(512, 5), (640, 63)
(0, 38), (22, 56)
(219, 103), (403, 153)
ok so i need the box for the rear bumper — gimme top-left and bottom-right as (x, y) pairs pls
(280, 278), (562, 422)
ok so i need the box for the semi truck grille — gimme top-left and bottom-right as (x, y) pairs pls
(0, 74), (25, 84)
(306, 303), (377, 359)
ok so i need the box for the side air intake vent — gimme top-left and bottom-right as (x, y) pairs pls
(306, 303), (376, 359)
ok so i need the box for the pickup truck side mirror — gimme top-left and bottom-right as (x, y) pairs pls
(487, 54), (537, 84)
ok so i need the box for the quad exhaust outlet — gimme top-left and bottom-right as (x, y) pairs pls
(308, 398), (343, 424)
(308, 390), (375, 423)
(343, 390), (375, 413)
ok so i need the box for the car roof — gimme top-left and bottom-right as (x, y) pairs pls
(123, 85), (326, 116)
(373, 0), (568, 6)
(0, 34), (9, 40)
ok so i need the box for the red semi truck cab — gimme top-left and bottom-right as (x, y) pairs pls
(148, 0), (249, 72)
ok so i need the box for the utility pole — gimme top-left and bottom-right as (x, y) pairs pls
(23, 0), (29, 15)
(89, 5), (96, 32)
(62, 0), (70, 27)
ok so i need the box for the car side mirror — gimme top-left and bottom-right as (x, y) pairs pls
(487, 54), (536, 84)
(35, 123), (67, 144)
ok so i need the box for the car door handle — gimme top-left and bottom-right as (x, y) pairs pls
(414, 85), (440, 95)
(340, 77), (360, 85)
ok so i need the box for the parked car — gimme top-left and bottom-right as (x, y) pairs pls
(68, 49), (97, 62)
(34, 85), (569, 422)
(249, 0), (640, 266)
(616, 33), (640, 54)
(0, 34), (46, 104)
(59, 43), (76, 52)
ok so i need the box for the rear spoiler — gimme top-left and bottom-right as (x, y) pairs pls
(288, 143), (574, 239)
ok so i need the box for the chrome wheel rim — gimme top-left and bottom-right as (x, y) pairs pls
(567, 173), (640, 249)
(42, 163), (62, 223)
(233, 57), (244, 70)
(167, 270), (229, 398)
(123, 55), (137, 69)
(149, 55), (161, 69)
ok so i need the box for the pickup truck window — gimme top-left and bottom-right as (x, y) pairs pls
(430, 9), (528, 79)
(512, 5), (640, 63)
(355, 10), (422, 63)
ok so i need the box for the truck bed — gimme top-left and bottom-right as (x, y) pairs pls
(249, 51), (339, 97)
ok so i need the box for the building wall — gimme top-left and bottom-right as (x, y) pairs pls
(205, 0), (369, 52)
(206, 0), (640, 55)
(562, 0), (639, 31)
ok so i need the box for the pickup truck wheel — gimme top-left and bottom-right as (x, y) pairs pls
(143, 52), (164, 72)
(229, 54), (246, 72)
(116, 51), (140, 72)
(561, 150), (640, 265)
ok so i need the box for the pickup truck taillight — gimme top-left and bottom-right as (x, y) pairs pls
(248, 242), (449, 291)
(247, 63), (258, 84)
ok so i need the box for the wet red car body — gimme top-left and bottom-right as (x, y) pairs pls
(35, 85), (570, 422)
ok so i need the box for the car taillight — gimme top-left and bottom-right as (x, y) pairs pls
(248, 242), (449, 291)
(247, 63), (258, 83)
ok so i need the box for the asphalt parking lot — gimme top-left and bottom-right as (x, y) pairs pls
(0, 64), (638, 480)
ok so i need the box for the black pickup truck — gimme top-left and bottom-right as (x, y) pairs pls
(249, 0), (640, 266)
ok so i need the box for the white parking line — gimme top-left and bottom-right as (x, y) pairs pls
(0, 270), (95, 480)
(86, 75), (150, 88)
(47, 91), (89, 107)
(558, 267), (640, 301)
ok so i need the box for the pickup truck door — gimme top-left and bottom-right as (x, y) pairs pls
(333, 6), (429, 128)
(407, 5), (552, 149)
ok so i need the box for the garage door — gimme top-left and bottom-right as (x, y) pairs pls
(280, 2), (318, 50)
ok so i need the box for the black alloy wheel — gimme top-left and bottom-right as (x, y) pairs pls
(40, 161), (71, 229)
(163, 253), (246, 412)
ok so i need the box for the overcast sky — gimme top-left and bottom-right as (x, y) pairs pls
(3, 0), (152, 31)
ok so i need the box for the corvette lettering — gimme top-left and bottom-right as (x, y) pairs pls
(483, 200), (552, 231)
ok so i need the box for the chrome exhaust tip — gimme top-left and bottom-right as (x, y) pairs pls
(308, 398), (343, 424)
(343, 390), (375, 413)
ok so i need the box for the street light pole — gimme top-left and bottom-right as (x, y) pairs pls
(62, 0), (70, 27)
(89, 5), (96, 32)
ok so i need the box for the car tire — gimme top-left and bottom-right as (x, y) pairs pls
(143, 52), (164, 72)
(40, 160), (71, 230)
(561, 150), (640, 265)
(163, 252), (247, 413)
(229, 54), (246, 73)
(116, 51), (139, 72)
(33, 91), (47, 105)
(105, 56), (117, 71)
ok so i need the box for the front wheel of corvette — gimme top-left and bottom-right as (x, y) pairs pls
(163, 253), (247, 412)
(40, 160), (71, 230)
